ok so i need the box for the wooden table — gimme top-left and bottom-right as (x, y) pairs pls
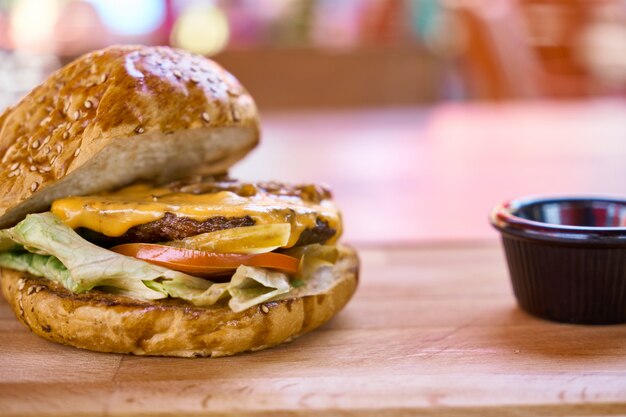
(3, 243), (626, 416)
(3, 102), (626, 415)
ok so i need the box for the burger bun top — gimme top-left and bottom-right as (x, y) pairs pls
(0, 45), (260, 228)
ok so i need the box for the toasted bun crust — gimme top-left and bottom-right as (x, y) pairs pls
(1, 246), (358, 357)
(0, 45), (259, 228)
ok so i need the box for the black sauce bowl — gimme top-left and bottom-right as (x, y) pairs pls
(490, 196), (626, 324)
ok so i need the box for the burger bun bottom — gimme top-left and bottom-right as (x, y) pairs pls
(1, 245), (358, 357)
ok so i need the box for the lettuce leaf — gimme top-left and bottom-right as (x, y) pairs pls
(0, 213), (213, 300)
(0, 252), (70, 284)
(278, 244), (342, 299)
(228, 266), (291, 311)
(0, 213), (299, 311)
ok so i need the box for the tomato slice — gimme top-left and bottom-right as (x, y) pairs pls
(110, 243), (300, 277)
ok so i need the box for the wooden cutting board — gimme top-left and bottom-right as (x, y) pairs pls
(2, 243), (626, 416)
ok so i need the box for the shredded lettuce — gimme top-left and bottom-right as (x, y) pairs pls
(0, 213), (313, 311)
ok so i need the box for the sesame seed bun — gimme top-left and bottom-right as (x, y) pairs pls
(1, 245), (358, 357)
(0, 45), (358, 358)
(0, 45), (259, 228)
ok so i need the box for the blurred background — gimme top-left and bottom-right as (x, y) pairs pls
(1, 0), (625, 109)
(1, 0), (626, 243)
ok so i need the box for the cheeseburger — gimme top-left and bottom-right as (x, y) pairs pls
(0, 45), (358, 357)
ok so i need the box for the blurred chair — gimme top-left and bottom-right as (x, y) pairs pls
(450, 0), (598, 100)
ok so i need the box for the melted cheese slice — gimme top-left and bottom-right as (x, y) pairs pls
(50, 184), (342, 247)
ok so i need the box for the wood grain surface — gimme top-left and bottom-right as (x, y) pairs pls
(2, 243), (626, 416)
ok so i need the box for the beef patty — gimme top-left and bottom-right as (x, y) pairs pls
(80, 214), (336, 248)
(79, 177), (337, 248)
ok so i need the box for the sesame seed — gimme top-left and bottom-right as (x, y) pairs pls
(72, 111), (80, 120)
(190, 75), (200, 83)
(201, 112), (211, 124)
(63, 131), (70, 140)
(40, 117), (51, 127)
(32, 140), (40, 149)
(27, 156), (34, 163)
(31, 181), (39, 192)
(37, 95), (46, 104)
(99, 74), (108, 84)
(84, 100), (93, 109)
(42, 146), (51, 155)
(173, 70), (182, 78)
(40, 166), (51, 173)
(42, 136), (50, 145)
(56, 144), (63, 154)
(10, 162), (20, 170)
(261, 305), (269, 314)
(135, 126), (145, 134)
(17, 278), (25, 290)
(8, 170), (17, 178)
(231, 107), (240, 122)
(27, 286), (36, 295)
(74, 148), (81, 157)
(29, 166), (36, 172)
